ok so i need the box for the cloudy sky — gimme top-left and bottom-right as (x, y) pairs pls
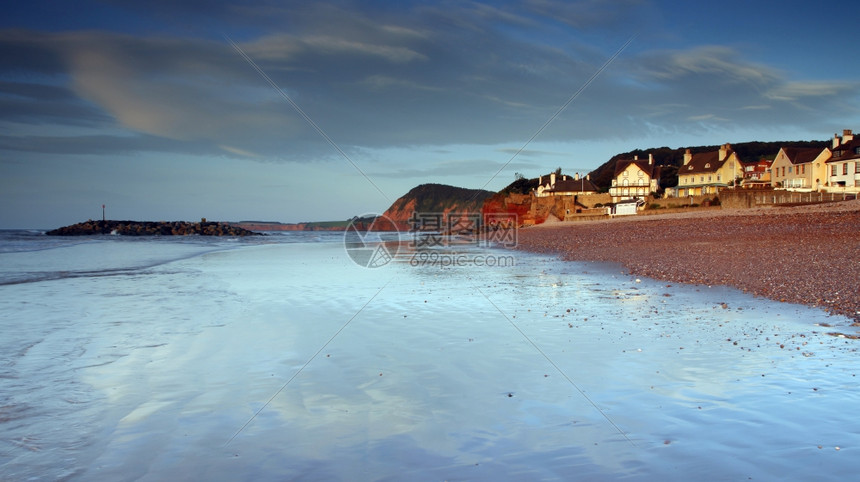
(2, 0), (859, 228)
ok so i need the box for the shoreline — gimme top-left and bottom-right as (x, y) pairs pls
(514, 199), (860, 323)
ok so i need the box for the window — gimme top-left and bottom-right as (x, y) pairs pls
(707, 175), (712, 182)
(843, 163), (849, 175)
(705, 163), (711, 168)
(717, 174), (721, 182)
(623, 171), (628, 177)
(855, 162), (860, 174)
(700, 176), (705, 183)
(832, 165), (837, 176)
(782, 166), (786, 177)
(788, 166), (792, 174)
(801, 165), (805, 175)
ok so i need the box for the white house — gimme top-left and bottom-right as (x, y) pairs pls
(609, 154), (659, 202)
(825, 129), (860, 193)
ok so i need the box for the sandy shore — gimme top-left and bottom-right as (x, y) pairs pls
(515, 199), (860, 322)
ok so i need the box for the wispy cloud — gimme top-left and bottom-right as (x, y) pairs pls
(2, 2), (859, 165)
(246, 34), (428, 63)
(219, 144), (260, 158)
(368, 158), (537, 179)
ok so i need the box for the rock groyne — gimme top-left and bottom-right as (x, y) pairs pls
(46, 220), (261, 236)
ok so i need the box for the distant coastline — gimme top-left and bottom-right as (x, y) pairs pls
(46, 220), (261, 236)
(230, 220), (350, 231)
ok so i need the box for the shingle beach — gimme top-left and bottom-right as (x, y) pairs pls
(515, 200), (860, 322)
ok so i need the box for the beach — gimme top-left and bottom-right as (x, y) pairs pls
(3, 229), (860, 480)
(516, 199), (860, 323)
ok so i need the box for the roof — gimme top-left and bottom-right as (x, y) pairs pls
(614, 158), (656, 177)
(550, 178), (598, 193)
(781, 147), (827, 165)
(683, 150), (731, 174)
(828, 138), (860, 162)
(741, 158), (772, 169)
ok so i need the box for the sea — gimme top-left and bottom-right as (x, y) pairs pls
(1, 228), (859, 481)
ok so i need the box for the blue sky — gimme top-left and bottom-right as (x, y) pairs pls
(2, 0), (858, 228)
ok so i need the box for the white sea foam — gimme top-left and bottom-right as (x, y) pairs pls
(1, 232), (858, 480)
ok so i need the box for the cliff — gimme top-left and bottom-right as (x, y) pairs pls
(382, 183), (495, 230)
(482, 191), (613, 225)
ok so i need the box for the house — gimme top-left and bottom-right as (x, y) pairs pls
(609, 154), (660, 202)
(535, 172), (598, 197)
(740, 158), (773, 188)
(675, 144), (744, 197)
(770, 146), (830, 191)
(825, 129), (860, 192)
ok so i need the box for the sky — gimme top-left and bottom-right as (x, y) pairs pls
(2, 0), (859, 228)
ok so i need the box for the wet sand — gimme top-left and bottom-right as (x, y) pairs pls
(515, 199), (860, 322)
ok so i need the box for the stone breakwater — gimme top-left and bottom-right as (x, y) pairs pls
(46, 220), (261, 236)
(515, 200), (860, 322)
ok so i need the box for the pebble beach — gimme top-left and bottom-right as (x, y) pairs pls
(516, 199), (860, 322)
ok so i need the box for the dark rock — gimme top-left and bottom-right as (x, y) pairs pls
(46, 220), (262, 237)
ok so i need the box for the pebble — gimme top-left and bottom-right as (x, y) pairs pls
(516, 202), (860, 322)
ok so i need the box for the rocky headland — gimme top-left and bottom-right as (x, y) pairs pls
(46, 220), (261, 236)
(383, 183), (495, 231)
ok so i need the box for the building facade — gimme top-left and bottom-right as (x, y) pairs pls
(826, 129), (860, 192)
(770, 147), (830, 191)
(740, 158), (773, 188)
(609, 154), (659, 201)
(675, 144), (744, 197)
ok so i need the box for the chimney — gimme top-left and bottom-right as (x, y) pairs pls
(550, 172), (556, 186)
(648, 153), (653, 165)
(574, 172), (580, 181)
(563, 175), (567, 181)
(719, 144), (728, 161)
(683, 149), (692, 165)
(833, 133), (841, 149)
(586, 174), (590, 181)
(634, 155), (638, 161)
(843, 129), (854, 144)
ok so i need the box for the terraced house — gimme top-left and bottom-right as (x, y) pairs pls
(535, 172), (598, 197)
(609, 153), (659, 202)
(770, 146), (830, 191)
(675, 144), (743, 196)
(826, 129), (860, 192)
